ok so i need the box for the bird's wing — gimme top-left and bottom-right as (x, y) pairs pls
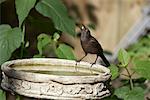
(89, 37), (103, 51)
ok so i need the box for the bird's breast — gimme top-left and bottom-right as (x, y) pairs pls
(81, 40), (99, 54)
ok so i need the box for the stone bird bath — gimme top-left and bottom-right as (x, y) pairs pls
(1, 58), (111, 99)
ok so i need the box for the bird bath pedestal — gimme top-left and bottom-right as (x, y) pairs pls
(1, 58), (111, 99)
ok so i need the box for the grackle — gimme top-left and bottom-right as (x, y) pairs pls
(77, 25), (110, 67)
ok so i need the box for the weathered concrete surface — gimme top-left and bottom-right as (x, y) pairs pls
(1, 58), (111, 99)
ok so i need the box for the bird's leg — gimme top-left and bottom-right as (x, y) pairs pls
(76, 53), (87, 65)
(91, 55), (99, 67)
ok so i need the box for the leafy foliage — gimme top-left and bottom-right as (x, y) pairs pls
(0, 0), (77, 98)
(0, 25), (23, 65)
(15, 0), (36, 27)
(115, 86), (144, 100)
(37, 33), (52, 55)
(34, 33), (76, 60)
(0, 89), (6, 100)
(0, 0), (76, 64)
(128, 35), (150, 60)
(16, 95), (21, 100)
(35, 0), (75, 36)
(53, 32), (60, 41)
(55, 44), (76, 60)
(133, 60), (150, 79)
(109, 64), (119, 80)
(118, 49), (130, 67)
(110, 47), (148, 100)
(114, 86), (130, 99)
(114, 35), (150, 100)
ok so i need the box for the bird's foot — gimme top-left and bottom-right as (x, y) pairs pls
(75, 60), (81, 72)
(90, 62), (96, 67)
(75, 60), (81, 66)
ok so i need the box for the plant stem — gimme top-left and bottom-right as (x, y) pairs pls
(20, 43), (24, 58)
(129, 77), (133, 90)
(125, 67), (133, 90)
(20, 24), (25, 58)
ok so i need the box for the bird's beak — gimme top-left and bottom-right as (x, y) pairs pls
(76, 23), (86, 30)
(79, 24), (86, 30)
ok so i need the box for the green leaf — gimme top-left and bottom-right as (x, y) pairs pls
(53, 32), (60, 41)
(35, 0), (75, 36)
(114, 86), (130, 99)
(33, 54), (45, 58)
(15, 0), (36, 27)
(127, 34), (150, 60)
(118, 49), (130, 67)
(0, 25), (23, 65)
(126, 87), (144, 100)
(16, 95), (21, 100)
(109, 64), (119, 80)
(37, 33), (52, 55)
(115, 86), (144, 100)
(133, 60), (150, 79)
(55, 44), (76, 60)
(0, 89), (6, 100)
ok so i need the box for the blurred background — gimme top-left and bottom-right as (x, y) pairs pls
(1, 0), (149, 62)
(63, 0), (150, 63)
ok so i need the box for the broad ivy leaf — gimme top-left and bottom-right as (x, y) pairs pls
(109, 64), (119, 80)
(115, 86), (144, 100)
(55, 44), (76, 60)
(133, 60), (150, 79)
(0, 89), (6, 100)
(15, 0), (36, 27)
(0, 25), (23, 65)
(35, 0), (75, 36)
(37, 33), (52, 55)
(118, 49), (130, 67)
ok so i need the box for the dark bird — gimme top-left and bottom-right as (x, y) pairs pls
(77, 25), (110, 67)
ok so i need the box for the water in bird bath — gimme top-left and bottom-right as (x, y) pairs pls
(19, 70), (98, 76)
(11, 64), (103, 76)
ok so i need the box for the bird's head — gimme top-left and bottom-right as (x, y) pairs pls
(79, 24), (91, 36)
(80, 24), (86, 30)
(76, 24), (91, 40)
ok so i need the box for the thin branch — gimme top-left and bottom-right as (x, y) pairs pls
(131, 71), (136, 76)
(121, 74), (129, 78)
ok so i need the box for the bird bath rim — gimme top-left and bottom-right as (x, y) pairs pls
(1, 58), (111, 99)
(1, 58), (111, 84)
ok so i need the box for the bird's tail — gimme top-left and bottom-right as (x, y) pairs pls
(98, 53), (110, 67)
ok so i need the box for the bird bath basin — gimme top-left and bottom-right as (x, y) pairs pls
(1, 58), (111, 99)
